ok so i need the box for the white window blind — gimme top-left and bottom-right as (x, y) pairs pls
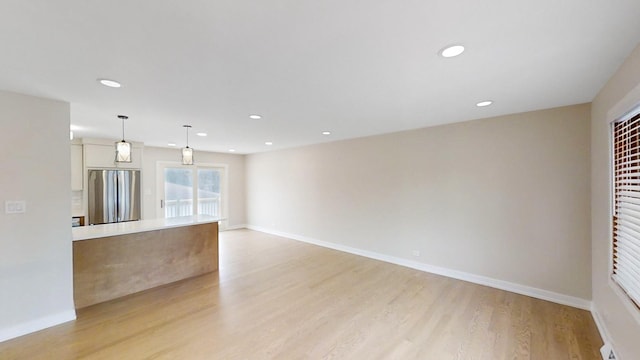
(613, 112), (640, 309)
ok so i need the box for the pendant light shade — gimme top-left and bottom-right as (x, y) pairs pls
(182, 147), (194, 165)
(115, 115), (132, 163)
(182, 125), (194, 165)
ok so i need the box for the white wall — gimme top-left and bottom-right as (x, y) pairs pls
(0, 91), (76, 341)
(591, 43), (640, 359)
(246, 104), (592, 302)
(141, 146), (246, 228)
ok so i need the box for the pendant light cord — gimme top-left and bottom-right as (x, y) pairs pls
(118, 115), (128, 142)
(184, 125), (192, 148)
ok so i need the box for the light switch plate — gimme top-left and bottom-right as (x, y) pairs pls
(5, 200), (26, 214)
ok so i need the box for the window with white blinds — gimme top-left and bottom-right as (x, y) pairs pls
(612, 111), (640, 309)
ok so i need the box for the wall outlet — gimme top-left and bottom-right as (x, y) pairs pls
(412, 250), (420, 257)
(5, 200), (26, 214)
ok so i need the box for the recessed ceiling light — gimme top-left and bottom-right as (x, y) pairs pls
(265, 141), (273, 146)
(98, 79), (121, 88)
(196, 132), (207, 137)
(440, 45), (465, 58)
(229, 149), (236, 152)
(322, 131), (331, 135)
(249, 114), (262, 120)
(168, 143), (176, 147)
(476, 100), (493, 107)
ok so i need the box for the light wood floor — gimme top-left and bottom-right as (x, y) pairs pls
(0, 229), (602, 359)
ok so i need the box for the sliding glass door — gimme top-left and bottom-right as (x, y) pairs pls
(196, 168), (221, 217)
(158, 163), (225, 223)
(163, 168), (194, 217)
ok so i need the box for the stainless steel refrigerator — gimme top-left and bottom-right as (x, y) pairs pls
(87, 169), (141, 225)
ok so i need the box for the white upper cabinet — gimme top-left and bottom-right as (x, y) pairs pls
(82, 138), (143, 169)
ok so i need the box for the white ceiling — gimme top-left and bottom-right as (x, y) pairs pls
(1, 1), (639, 154)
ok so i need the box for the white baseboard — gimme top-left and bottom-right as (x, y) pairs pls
(591, 305), (610, 344)
(591, 305), (618, 360)
(246, 225), (592, 311)
(223, 224), (247, 231)
(0, 309), (76, 343)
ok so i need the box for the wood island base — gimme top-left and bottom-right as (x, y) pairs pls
(73, 222), (218, 309)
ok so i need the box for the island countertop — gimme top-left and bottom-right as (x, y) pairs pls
(72, 215), (221, 241)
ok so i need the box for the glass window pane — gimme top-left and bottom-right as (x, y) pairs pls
(164, 168), (194, 218)
(198, 168), (221, 217)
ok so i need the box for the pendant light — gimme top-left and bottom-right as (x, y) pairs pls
(182, 125), (194, 165)
(115, 115), (132, 162)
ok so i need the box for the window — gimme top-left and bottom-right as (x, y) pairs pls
(612, 110), (640, 309)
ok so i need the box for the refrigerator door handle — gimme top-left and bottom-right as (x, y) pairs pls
(160, 199), (164, 208)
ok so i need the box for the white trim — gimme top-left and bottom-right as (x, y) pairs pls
(591, 305), (609, 341)
(606, 86), (640, 324)
(0, 310), (76, 343)
(224, 224), (246, 231)
(246, 225), (592, 310)
(590, 304), (615, 359)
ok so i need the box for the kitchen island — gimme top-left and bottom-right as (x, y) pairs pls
(72, 215), (220, 309)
